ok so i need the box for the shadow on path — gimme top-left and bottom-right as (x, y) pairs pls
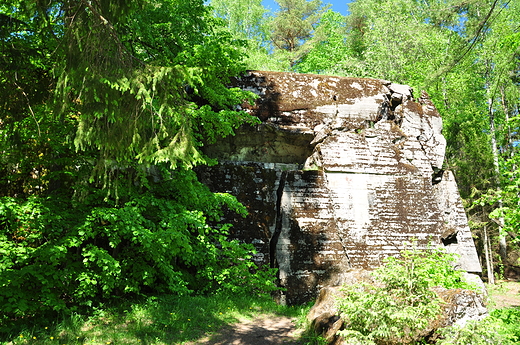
(188, 315), (303, 345)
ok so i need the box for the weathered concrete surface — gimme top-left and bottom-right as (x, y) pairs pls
(197, 71), (481, 305)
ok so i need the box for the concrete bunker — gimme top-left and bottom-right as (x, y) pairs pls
(197, 71), (481, 305)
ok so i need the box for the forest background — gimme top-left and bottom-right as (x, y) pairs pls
(0, 0), (519, 322)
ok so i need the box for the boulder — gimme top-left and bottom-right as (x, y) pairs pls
(306, 270), (375, 345)
(197, 71), (481, 305)
(434, 288), (488, 328)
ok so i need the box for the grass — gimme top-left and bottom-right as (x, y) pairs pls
(0, 293), (311, 345)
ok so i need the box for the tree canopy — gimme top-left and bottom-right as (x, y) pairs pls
(269, 0), (330, 66)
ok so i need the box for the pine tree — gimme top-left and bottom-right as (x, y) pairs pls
(269, 0), (329, 67)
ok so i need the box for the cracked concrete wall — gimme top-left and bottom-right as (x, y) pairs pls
(197, 71), (481, 305)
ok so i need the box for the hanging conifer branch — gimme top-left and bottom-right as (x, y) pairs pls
(53, 0), (257, 178)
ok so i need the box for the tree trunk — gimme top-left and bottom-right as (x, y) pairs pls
(500, 86), (514, 159)
(483, 223), (495, 284)
(488, 92), (507, 266)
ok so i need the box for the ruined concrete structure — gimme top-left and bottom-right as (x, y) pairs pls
(197, 71), (481, 305)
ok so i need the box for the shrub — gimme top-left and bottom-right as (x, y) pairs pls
(336, 241), (476, 345)
(0, 168), (277, 320)
(436, 314), (516, 344)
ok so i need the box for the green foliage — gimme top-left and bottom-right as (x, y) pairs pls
(490, 307), (520, 342)
(0, 0), (270, 321)
(54, 0), (259, 172)
(210, 0), (289, 71)
(299, 330), (328, 345)
(211, 0), (269, 42)
(0, 168), (278, 319)
(485, 152), (520, 245)
(295, 10), (349, 74)
(437, 314), (517, 345)
(377, 244), (477, 292)
(269, 0), (330, 67)
(0, 0), (74, 197)
(1, 0), (260, 184)
(336, 243), (475, 344)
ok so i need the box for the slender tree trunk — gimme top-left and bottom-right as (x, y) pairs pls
(483, 222), (495, 284)
(500, 89), (520, 209)
(487, 92), (507, 266)
(500, 86), (513, 159)
(442, 76), (450, 110)
(488, 224), (495, 281)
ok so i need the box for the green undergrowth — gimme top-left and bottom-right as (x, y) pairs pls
(489, 307), (520, 343)
(435, 307), (520, 344)
(1, 292), (309, 345)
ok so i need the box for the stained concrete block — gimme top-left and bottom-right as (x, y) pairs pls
(197, 71), (481, 305)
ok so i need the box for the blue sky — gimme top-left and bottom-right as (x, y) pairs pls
(261, 0), (352, 15)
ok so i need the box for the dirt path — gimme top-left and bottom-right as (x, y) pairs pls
(185, 315), (303, 345)
(488, 280), (520, 310)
